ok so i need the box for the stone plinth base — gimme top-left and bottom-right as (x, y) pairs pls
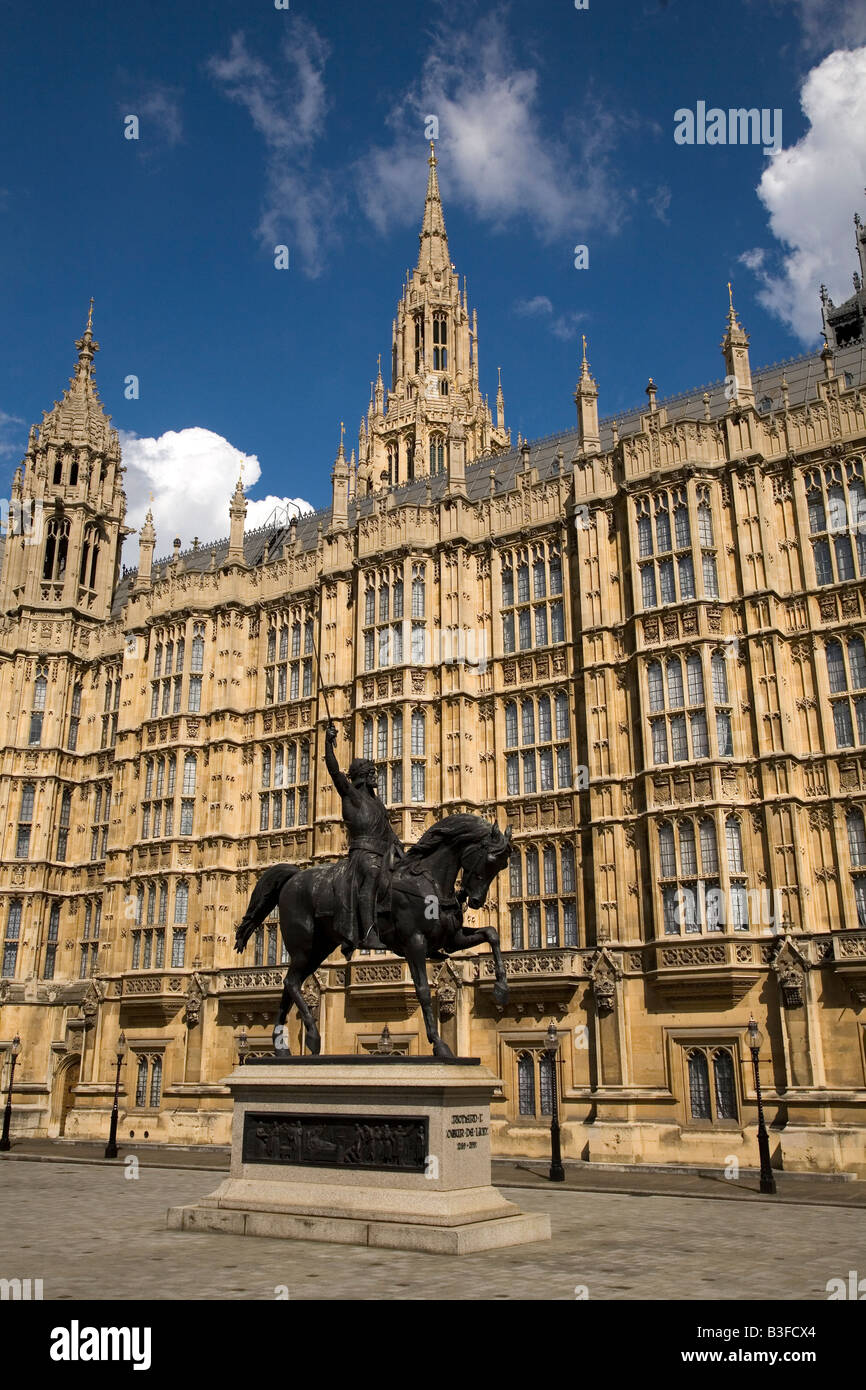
(167, 1056), (550, 1254)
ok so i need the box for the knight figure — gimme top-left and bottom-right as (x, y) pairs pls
(324, 721), (404, 956)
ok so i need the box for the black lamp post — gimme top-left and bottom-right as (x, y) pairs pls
(544, 1021), (565, 1182)
(745, 1016), (776, 1195)
(104, 1031), (127, 1160)
(0, 1034), (22, 1152)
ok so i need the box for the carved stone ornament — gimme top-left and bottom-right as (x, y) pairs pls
(183, 971), (208, 1028)
(588, 946), (620, 1016)
(769, 936), (809, 1009)
(79, 978), (106, 1026)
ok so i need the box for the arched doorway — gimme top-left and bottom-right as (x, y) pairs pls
(56, 1057), (80, 1136)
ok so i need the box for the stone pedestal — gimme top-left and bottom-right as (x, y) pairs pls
(167, 1056), (550, 1254)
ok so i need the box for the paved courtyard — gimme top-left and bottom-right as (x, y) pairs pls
(1, 1159), (864, 1300)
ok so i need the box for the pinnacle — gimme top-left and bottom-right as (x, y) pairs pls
(417, 140), (450, 274)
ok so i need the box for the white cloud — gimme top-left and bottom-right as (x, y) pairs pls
(0, 409), (25, 460)
(514, 296), (554, 318)
(208, 24), (337, 276)
(139, 87), (183, 146)
(119, 426), (313, 560)
(514, 295), (586, 341)
(209, 12), (632, 276)
(772, 0), (866, 54)
(739, 45), (866, 344)
(358, 12), (630, 244)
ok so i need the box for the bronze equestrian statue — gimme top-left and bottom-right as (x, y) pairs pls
(235, 725), (512, 1058)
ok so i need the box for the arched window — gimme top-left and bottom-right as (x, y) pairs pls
(658, 822), (676, 877)
(713, 1049), (737, 1120)
(79, 524), (101, 588)
(647, 661), (664, 712)
(432, 314), (448, 370)
(29, 669), (47, 745)
(679, 821), (697, 875)
(543, 846), (558, 894)
(509, 850), (522, 899)
(525, 846), (539, 896)
(711, 653), (729, 704)
(539, 1052), (555, 1115)
(699, 818), (718, 873)
(363, 719), (374, 761)
(847, 809), (866, 867)
(725, 818), (743, 873)
(686, 653), (704, 705)
(666, 658), (684, 707)
(561, 843), (576, 893)
(136, 1056), (148, 1108)
(174, 881), (189, 923)
(42, 516), (69, 584)
(517, 1053), (536, 1117)
(429, 436), (444, 474)
(555, 693), (569, 739)
(377, 716), (388, 760)
(267, 628), (276, 663)
(411, 710), (425, 756)
(521, 700), (535, 746)
(827, 640), (847, 692)
(182, 755), (196, 796)
(687, 1050), (711, 1120)
(149, 1056), (162, 1108)
(505, 702), (518, 747)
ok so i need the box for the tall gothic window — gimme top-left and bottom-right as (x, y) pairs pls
(686, 1046), (738, 1124)
(29, 667), (47, 745)
(826, 635), (866, 748)
(646, 652), (732, 764)
(2, 900), (22, 977)
(501, 543), (564, 654)
(16, 782), (34, 858)
(504, 693), (572, 795)
(259, 739), (311, 830)
(507, 842), (577, 949)
(805, 457), (866, 585)
(42, 515), (69, 586)
(636, 484), (718, 609)
(432, 314), (447, 370)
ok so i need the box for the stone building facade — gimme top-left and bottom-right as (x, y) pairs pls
(2, 150), (866, 1173)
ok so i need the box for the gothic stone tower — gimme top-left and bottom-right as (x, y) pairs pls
(356, 142), (510, 496)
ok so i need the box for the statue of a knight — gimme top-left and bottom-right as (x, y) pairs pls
(325, 721), (404, 956)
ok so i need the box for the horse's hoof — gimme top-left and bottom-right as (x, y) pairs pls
(273, 1024), (291, 1055)
(493, 981), (509, 1008)
(432, 1040), (455, 1059)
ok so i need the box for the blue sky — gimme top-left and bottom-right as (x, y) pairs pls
(1, 0), (865, 554)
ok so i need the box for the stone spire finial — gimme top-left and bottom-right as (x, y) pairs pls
(133, 507), (156, 593)
(574, 337), (600, 453)
(417, 139), (450, 274)
(224, 471), (248, 568)
(496, 366), (506, 432)
(721, 283), (754, 406)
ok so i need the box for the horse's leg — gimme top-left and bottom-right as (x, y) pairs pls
(404, 932), (453, 1058)
(452, 927), (510, 1008)
(286, 930), (334, 1055)
(273, 974), (293, 1055)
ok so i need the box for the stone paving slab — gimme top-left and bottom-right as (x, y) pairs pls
(0, 1160), (864, 1300)
(3, 1141), (864, 1208)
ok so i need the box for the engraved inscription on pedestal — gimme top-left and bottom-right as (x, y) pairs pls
(242, 1111), (428, 1173)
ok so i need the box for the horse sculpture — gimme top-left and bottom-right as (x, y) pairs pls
(235, 815), (512, 1058)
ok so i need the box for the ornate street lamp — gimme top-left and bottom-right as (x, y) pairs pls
(543, 1021), (565, 1182)
(0, 1034), (22, 1152)
(104, 1031), (127, 1160)
(373, 1024), (394, 1056)
(744, 1016), (776, 1196)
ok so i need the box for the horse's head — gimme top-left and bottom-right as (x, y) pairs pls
(460, 823), (513, 909)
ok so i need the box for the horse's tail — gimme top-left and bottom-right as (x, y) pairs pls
(235, 863), (298, 952)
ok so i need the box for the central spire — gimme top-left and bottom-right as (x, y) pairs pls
(417, 140), (450, 275)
